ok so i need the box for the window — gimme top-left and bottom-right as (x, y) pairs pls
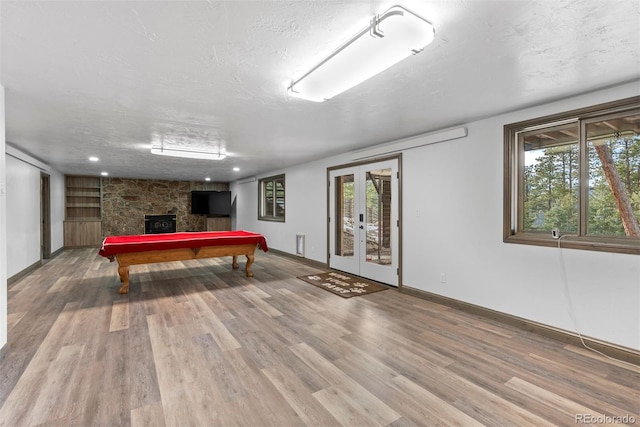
(504, 97), (640, 254)
(259, 174), (285, 222)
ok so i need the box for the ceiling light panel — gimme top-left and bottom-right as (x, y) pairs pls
(288, 5), (435, 102)
(150, 134), (227, 160)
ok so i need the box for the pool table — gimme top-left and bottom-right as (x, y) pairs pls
(99, 230), (268, 294)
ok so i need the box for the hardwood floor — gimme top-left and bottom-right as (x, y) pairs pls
(1, 248), (638, 426)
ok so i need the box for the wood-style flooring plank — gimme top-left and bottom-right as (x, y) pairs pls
(130, 401), (166, 427)
(505, 377), (604, 420)
(387, 374), (485, 426)
(261, 364), (339, 426)
(109, 299), (130, 332)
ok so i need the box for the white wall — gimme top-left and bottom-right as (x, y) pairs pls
(4, 150), (64, 278)
(6, 155), (43, 277)
(233, 81), (640, 350)
(0, 85), (7, 349)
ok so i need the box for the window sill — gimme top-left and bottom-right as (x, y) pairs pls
(504, 233), (640, 255)
(258, 217), (285, 223)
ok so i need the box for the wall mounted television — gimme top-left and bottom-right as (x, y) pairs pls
(190, 190), (232, 217)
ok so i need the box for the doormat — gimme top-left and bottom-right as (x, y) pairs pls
(297, 271), (389, 298)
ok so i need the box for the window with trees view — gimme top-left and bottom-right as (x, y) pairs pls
(504, 97), (640, 254)
(258, 174), (285, 222)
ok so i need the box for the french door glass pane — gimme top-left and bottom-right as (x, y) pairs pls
(365, 168), (392, 265)
(586, 114), (640, 237)
(335, 174), (354, 257)
(521, 124), (579, 234)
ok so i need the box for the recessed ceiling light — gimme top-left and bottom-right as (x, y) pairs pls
(233, 167), (240, 172)
(89, 156), (99, 162)
(101, 172), (109, 176)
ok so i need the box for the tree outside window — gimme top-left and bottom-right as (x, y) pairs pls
(586, 115), (640, 237)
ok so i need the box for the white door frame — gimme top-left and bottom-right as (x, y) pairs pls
(327, 154), (402, 287)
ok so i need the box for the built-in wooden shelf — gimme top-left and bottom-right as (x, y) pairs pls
(64, 175), (103, 247)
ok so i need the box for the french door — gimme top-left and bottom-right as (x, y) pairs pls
(328, 158), (399, 286)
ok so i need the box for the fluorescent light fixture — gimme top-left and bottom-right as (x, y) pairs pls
(101, 172), (109, 176)
(89, 156), (99, 162)
(350, 127), (467, 160)
(5, 145), (51, 171)
(150, 139), (226, 160)
(233, 167), (240, 172)
(288, 5), (434, 102)
(237, 176), (257, 184)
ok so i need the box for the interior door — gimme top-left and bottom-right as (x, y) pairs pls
(40, 173), (51, 260)
(329, 159), (399, 286)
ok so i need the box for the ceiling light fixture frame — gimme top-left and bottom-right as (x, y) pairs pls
(287, 5), (435, 102)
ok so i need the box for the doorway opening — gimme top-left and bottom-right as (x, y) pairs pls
(40, 172), (51, 260)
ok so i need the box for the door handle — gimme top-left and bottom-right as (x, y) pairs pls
(359, 225), (364, 229)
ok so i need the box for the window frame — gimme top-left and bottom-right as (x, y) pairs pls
(503, 96), (640, 255)
(258, 174), (285, 222)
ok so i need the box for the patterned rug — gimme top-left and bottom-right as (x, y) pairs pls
(297, 271), (389, 298)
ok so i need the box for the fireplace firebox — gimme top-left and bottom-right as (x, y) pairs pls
(144, 214), (177, 234)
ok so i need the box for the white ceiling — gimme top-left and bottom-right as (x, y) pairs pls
(1, 0), (639, 182)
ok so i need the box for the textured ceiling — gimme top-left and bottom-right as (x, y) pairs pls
(1, 0), (639, 182)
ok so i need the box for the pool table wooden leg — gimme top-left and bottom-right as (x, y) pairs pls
(245, 253), (255, 277)
(232, 255), (239, 270)
(118, 265), (130, 294)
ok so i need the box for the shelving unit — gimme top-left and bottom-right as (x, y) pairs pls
(64, 175), (103, 247)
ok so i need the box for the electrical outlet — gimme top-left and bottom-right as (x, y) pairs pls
(439, 273), (446, 283)
(551, 228), (560, 239)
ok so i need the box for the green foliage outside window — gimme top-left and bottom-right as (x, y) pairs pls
(524, 144), (579, 234)
(524, 135), (640, 237)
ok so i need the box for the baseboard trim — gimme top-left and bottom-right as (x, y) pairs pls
(7, 247), (65, 289)
(400, 285), (640, 366)
(50, 247), (64, 259)
(7, 260), (42, 288)
(267, 248), (328, 270)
